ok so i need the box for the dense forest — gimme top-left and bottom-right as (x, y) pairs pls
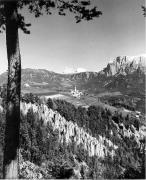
(99, 95), (145, 114)
(0, 92), (145, 179)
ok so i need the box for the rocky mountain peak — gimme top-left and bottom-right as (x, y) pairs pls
(102, 55), (146, 77)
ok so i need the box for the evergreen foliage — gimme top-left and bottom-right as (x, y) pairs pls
(0, 94), (145, 178)
(0, 0), (102, 34)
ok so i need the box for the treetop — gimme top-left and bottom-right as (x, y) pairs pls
(0, 0), (102, 34)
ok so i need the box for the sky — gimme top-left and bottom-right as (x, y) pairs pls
(0, 0), (145, 74)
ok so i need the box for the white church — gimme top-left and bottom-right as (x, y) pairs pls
(70, 86), (83, 99)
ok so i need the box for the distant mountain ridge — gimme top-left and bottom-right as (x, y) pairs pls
(100, 55), (146, 77)
(0, 68), (99, 88)
(0, 55), (145, 179)
(0, 55), (145, 95)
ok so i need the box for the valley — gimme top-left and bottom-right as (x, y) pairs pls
(0, 0), (145, 178)
(0, 55), (145, 179)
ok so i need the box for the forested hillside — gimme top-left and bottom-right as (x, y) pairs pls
(0, 93), (145, 179)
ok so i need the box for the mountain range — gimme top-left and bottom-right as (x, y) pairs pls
(0, 54), (145, 179)
(0, 55), (145, 111)
(0, 54), (145, 88)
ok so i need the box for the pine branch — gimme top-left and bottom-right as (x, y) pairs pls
(141, 6), (146, 17)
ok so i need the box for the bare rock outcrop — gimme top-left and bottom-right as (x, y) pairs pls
(102, 55), (146, 77)
(21, 102), (118, 159)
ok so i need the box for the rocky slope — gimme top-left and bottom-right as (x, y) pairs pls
(19, 100), (146, 178)
(0, 55), (145, 91)
(0, 95), (145, 179)
(0, 55), (145, 115)
(101, 55), (146, 76)
(83, 55), (146, 98)
(21, 102), (118, 158)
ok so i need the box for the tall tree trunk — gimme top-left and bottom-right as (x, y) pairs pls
(3, 1), (21, 179)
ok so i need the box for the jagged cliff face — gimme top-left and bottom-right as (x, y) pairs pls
(20, 102), (145, 159)
(0, 102), (144, 160)
(102, 55), (146, 77)
(0, 55), (145, 97)
(20, 102), (118, 158)
(0, 101), (145, 178)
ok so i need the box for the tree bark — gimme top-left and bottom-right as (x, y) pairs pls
(3, 1), (21, 179)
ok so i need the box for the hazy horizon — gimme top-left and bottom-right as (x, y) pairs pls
(0, 0), (145, 74)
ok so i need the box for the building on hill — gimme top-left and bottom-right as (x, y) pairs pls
(71, 86), (83, 99)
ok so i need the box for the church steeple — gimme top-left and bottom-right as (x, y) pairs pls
(75, 85), (77, 92)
